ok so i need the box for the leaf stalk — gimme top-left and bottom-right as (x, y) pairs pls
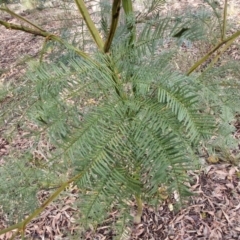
(187, 30), (240, 75)
(74, 0), (104, 50)
(0, 172), (83, 236)
(0, 19), (91, 59)
(0, 6), (45, 32)
(222, 0), (228, 41)
(122, 0), (136, 46)
(104, 0), (122, 53)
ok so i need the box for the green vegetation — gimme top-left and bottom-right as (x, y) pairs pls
(0, 0), (239, 238)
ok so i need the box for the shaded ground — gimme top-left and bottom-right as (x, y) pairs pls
(1, 162), (240, 239)
(0, 0), (240, 239)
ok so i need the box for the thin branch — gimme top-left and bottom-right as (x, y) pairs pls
(187, 30), (240, 75)
(122, 0), (136, 46)
(0, 6), (45, 32)
(104, 0), (122, 53)
(122, 0), (133, 14)
(0, 172), (83, 236)
(0, 19), (90, 60)
(74, 0), (104, 50)
(207, 35), (236, 70)
(222, 0), (228, 40)
(0, 19), (49, 36)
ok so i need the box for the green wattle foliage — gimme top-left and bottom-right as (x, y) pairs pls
(0, 0), (239, 238)
(17, 41), (215, 225)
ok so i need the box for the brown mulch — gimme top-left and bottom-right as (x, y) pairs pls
(0, 0), (240, 239)
(77, 165), (240, 240)
(0, 163), (239, 240)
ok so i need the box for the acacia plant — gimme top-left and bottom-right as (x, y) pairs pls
(0, 0), (240, 238)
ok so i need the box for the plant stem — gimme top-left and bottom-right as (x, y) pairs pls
(207, 34), (236, 69)
(187, 30), (240, 75)
(104, 0), (121, 53)
(134, 194), (143, 224)
(105, 54), (127, 100)
(0, 172), (83, 236)
(122, 0), (136, 46)
(0, 19), (90, 60)
(74, 0), (104, 50)
(0, 6), (45, 32)
(222, 0), (228, 41)
(122, 0), (133, 12)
